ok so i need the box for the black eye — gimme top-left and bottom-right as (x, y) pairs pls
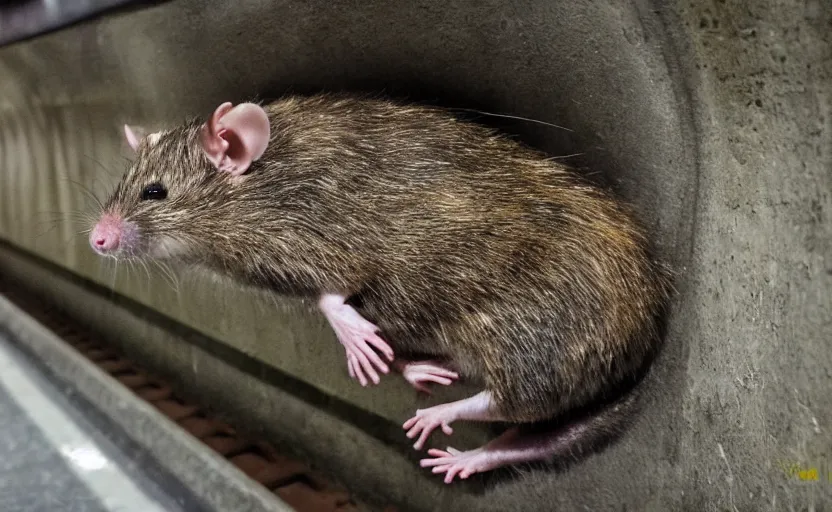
(141, 182), (167, 201)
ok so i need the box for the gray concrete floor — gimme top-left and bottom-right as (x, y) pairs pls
(0, 334), (190, 512)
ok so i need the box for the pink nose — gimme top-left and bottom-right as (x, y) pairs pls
(90, 214), (123, 253)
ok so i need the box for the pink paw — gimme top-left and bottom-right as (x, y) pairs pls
(399, 360), (458, 394)
(320, 297), (394, 387)
(402, 403), (458, 450)
(338, 320), (393, 387)
(420, 447), (495, 484)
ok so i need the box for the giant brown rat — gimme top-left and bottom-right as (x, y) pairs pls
(89, 93), (672, 483)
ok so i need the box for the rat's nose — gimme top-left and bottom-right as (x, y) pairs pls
(93, 234), (117, 250)
(90, 214), (123, 253)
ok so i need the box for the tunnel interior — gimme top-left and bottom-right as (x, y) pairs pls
(0, 1), (718, 511)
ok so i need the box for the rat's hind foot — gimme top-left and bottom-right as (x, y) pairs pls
(318, 294), (394, 387)
(420, 446), (498, 484)
(403, 402), (458, 450)
(420, 428), (525, 484)
(420, 424), (576, 483)
(403, 391), (501, 450)
(394, 360), (459, 394)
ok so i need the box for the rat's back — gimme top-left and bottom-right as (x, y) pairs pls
(255, 94), (671, 422)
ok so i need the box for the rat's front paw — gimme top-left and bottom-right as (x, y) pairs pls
(402, 403), (458, 450)
(320, 296), (395, 387)
(338, 323), (393, 386)
(398, 360), (459, 394)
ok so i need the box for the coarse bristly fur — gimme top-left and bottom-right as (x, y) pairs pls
(100, 92), (673, 426)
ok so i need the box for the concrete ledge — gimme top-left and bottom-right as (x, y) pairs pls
(0, 292), (294, 512)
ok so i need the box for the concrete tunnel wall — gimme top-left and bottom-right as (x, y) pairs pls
(0, 1), (829, 510)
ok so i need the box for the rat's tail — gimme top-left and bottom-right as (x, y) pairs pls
(481, 387), (643, 475)
(531, 387), (643, 464)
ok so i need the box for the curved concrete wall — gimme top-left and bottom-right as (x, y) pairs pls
(0, 0), (829, 510)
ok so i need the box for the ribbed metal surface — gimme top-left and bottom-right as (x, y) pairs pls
(0, 286), (395, 512)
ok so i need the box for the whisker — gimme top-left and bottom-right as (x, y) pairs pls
(82, 153), (121, 179)
(59, 176), (105, 212)
(111, 258), (119, 290)
(153, 259), (181, 295)
(139, 258), (152, 285)
(449, 108), (574, 133)
(546, 153), (585, 161)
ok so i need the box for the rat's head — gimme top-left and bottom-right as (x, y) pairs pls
(90, 101), (271, 261)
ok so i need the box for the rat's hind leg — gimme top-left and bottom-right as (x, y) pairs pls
(403, 391), (504, 450)
(319, 293), (395, 386)
(419, 427), (547, 484)
(393, 359), (459, 394)
(420, 390), (640, 483)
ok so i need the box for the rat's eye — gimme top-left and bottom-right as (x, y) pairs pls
(141, 182), (167, 201)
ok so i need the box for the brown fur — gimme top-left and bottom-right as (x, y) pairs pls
(101, 92), (672, 424)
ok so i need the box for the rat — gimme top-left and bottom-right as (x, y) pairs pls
(89, 92), (672, 483)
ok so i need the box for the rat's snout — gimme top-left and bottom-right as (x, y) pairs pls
(90, 213), (125, 254)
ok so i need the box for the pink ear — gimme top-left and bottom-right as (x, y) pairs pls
(200, 102), (270, 176)
(124, 124), (145, 151)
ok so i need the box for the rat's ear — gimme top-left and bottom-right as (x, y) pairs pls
(124, 124), (148, 151)
(200, 102), (270, 177)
